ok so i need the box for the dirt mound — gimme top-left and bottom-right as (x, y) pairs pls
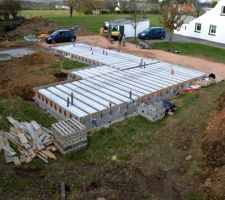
(202, 93), (225, 167)
(7, 17), (94, 38)
(0, 51), (61, 97)
(217, 92), (225, 111)
(202, 93), (225, 199)
(205, 166), (225, 200)
(89, 165), (181, 200)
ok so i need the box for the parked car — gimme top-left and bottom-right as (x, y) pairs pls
(45, 29), (76, 44)
(138, 27), (166, 40)
(163, 99), (177, 114)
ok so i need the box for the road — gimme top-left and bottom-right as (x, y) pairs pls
(145, 33), (225, 50)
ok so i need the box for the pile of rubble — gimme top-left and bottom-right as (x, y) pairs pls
(0, 117), (56, 165)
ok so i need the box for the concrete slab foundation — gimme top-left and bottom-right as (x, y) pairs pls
(34, 43), (206, 129)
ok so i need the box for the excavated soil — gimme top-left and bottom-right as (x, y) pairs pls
(85, 165), (183, 200)
(0, 51), (61, 99)
(6, 17), (94, 39)
(202, 93), (225, 199)
(202, 93), (225, 167)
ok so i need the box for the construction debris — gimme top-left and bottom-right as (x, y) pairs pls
(52, 118), (88, 155)
(0, 117), (56, 165)
(137, 101), (166, 122)
(191, 77), (216, 88)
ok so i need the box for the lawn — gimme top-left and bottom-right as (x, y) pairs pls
(51, 58), (88, 71)
(20, 10), (161, 33)
(1, 82), (225, 199)
(154, 42), (225, 64)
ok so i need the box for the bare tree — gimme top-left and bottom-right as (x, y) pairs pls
(66, 0), (79, 17)
(129, 0), (144, 42)
(160, 0), (185, 50)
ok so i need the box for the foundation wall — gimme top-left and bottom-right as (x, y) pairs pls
(34, 76), (199, 130)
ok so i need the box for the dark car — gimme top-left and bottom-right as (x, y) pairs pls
(45, 29), (76, 44)
(138, 27), (166, 40)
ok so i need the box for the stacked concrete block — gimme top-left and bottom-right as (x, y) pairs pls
(137, 101), (166, 122)
(51, 118), (87, 155)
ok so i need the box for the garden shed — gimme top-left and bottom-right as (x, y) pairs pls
(105, 18), (150, 37)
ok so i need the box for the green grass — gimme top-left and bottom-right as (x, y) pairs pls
(20, 10), (160, 33)
(0, 82), (224, 199)
(50, 58), (88, 71)
(154, 42), (225, 64)
(0, 96), (54, 131)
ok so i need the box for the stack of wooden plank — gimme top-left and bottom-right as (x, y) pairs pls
(52, 118), (88, 155)
(0, 132), (21, 165)
(0, 117), (57, 165)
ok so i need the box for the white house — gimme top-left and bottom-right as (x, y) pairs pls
(175, 0), (225, 44)
(105, 19), (150, 37)
(115, 2), (121, 12)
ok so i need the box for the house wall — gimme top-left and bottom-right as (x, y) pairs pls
(124, 20), (150, 37)
(110, 20), (150, 37)
(175, 0), (225, 44)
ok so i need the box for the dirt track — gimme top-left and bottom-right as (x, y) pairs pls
(75, 36), (225, 79)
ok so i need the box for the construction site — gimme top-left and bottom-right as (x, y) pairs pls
(1, 16), (225, 200)
(34, 43), (206, 130)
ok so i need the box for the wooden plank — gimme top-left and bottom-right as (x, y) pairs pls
(57, 122), (73, 135)
(0, 133), (4, 151)
(37, 154), (49, 163)
(41, 150), (57, 160)
(60, 121), (74, 134)
(24, 123), (45, 150)
(13, 156), (21, 166)
(53, 123), (67, 136)
(52, 125), (65, 137)
(70, 118), (85, 130)
(7, 116), (25, 130)
(3, 145), (17, 157)
(4, 152), (13, 163)
(17, 133), (28, 144)
(31, 121), (43, 135)
(66, 120), (80, 131)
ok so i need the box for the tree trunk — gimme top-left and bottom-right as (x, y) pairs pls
(134, 25), (137, 42)
(69, 6), (73, 17)
(169, 32), (174, 51)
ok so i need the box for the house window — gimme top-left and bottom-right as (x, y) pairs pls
(221, 6), (225, 15)
(209, 25), (217, 35)
(195, 23), (201, 32)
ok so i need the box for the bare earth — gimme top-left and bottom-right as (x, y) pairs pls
(74, 35), (225, 79)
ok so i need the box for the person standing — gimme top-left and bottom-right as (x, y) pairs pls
(118, 33), (123, 52)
